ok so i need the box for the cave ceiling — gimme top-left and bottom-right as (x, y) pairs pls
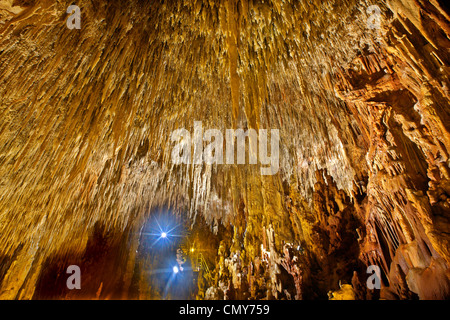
(0, 0), (449, 300)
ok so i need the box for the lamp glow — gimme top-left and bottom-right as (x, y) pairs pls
(173, 266), (179, 274)
(161, 232), (167, 238)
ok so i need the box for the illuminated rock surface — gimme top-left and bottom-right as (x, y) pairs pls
(0, 0), (449, 299)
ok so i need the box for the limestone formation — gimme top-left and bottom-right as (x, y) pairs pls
(0, 0), (449, 299)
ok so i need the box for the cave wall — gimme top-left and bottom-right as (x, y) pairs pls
(0, 0), (449, 299)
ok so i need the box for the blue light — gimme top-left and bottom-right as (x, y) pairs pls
(141, 216), (182, 249)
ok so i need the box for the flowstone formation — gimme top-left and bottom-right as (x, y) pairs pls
(0, 0), (449, 300)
